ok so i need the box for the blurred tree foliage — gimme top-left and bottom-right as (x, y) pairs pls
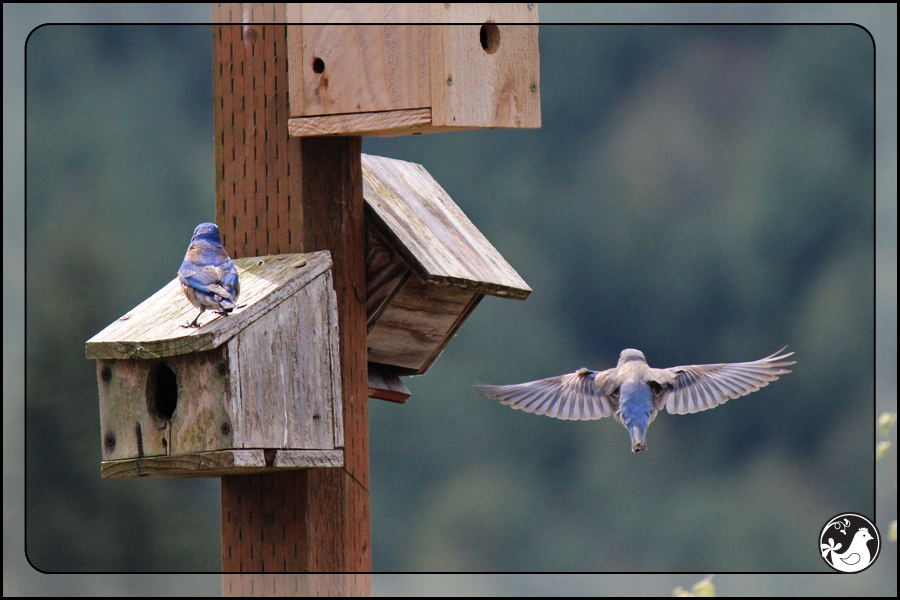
(26, 24), (877, 575)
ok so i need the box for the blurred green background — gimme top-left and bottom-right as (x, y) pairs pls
(7, 3), (896, 597)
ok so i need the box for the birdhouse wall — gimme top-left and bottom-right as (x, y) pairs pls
(225, 273), (343, 451)
(286, 4), (540, 137)
(365, 224), (412, 327)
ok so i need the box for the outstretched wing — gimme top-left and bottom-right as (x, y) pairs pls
(476, 368), (618, 421)
(659, 347), (795, 415)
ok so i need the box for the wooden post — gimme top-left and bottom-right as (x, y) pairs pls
(213, 3), (370, 590)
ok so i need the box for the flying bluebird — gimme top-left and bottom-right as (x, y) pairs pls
(478, 348), (795, 453)
(178, 222), (240, 328)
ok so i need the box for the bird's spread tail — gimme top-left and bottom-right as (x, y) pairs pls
(629, 425), (647, 453)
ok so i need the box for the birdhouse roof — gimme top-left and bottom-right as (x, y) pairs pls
(362, 154), (531, 299)
(85, 251), (332, 360)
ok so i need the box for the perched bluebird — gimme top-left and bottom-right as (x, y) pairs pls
(478, 348), (795, 453)
(178, 222), (240, 328)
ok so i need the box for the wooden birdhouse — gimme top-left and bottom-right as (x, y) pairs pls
(362, 153), (531, 381)
(285, 4), (541, 137)
(85, 251), (343, 478)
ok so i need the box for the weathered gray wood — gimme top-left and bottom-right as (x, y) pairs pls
(361, 153), (531, 299)
(326, 284), (345, 449)
(367, 363), (411, 403)
(86, 251), (333, 360)
(359, 153), (531, 376)
(167, 347), (232, 455)
(92, 252), (344, 478)
(364, 223), (412, 328)
(366, 276), (483, 374)
(97, 358), (171, 461)
(274, 449), (344, 469)
(229, 272), (337, 451)
(100, 449), (344, 479)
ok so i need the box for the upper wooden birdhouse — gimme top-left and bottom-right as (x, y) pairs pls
(285, 4), (541, 137)
(85, 251), (343, 478)
(362, 153), (531, 377)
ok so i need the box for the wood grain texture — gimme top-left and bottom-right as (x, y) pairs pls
(365, 223), (411, 328)
(227, 271), (341, 451)
(367, 276), (483, 374)
(360, 152), (529, 374)
(287, 8), (430, 118)
(297, 137), (367, 484)
(222, 471), (307, 575)
(97, 358), (170, 461)
(362, 153), (531, 298)
(367, 362), (411, 403)
(101, 449), (343, 478)
(216, 10), (370, 574)
(431, 6), (541, 129)
(223, 574), (372, 597)
(215, 6), (299, 257)
(167, 347), (233, 455)
(288, 3), (541, 136)
(86, 252), (332, 360)
(326, 284), (345, 448)
(284, 5), (540, 136)
(287, 107), (434, 137)
(293, 135), (371, 574)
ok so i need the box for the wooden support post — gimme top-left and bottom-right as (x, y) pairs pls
(213, 3), (371, 590)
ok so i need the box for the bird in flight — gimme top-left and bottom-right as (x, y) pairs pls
(477, 348), (795, 453)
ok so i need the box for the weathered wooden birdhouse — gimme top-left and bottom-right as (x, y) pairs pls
(285, 4), (541, 137)
(85, 251), (343, 478)
(362, 153), (531, 386)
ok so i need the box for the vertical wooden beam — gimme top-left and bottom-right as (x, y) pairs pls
(213, 4), (371, 590)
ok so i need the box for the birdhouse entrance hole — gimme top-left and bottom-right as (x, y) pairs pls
(146, 362), (177, 421)
(480, 23), (500, 54)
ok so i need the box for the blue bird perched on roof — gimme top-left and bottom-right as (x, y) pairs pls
(478, 348), (795, 453)
(178, 222), (240, 328)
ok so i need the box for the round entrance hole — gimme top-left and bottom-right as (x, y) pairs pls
(147, 362), (177, 420)
(480, 23), (500, 54)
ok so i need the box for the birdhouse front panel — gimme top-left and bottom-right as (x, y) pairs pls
(97, 347), (235, 462)
(286, 4), (540, 137)
(166, 346), (233, 455)
(87, 251), (344, 478)
(291, 5), (431, 118)
(430, 4), (541, 130)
